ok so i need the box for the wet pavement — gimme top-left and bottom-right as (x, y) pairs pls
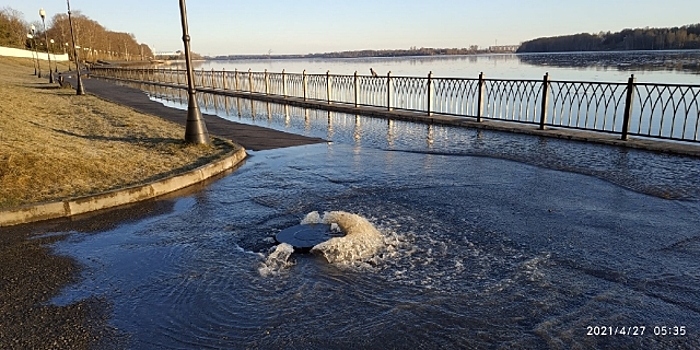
(60, 74), (326, 151)
(4, 85), (700, 349)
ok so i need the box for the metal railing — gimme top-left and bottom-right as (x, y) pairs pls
(91, 66), (700, 143)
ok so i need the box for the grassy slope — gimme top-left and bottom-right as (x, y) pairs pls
(0, 56), (234, 209)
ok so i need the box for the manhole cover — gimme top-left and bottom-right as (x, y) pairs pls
(275, 224), (342, 250)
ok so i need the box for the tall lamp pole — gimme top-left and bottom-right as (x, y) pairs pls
(27, 33), (38, 75)
(51, 39), (58, 72)
(66, 0), (85, 95)
(39, 8), (54, 83)
(31, 25), (42, 78)
(179, 0), (210, 145)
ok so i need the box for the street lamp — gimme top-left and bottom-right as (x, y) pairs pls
(31, 25), (42, 78)
(50, 39), (57, 72)
(179, 0), (210, 145)
(66, 0), (85, 95)
(27, 33), (38, 75)
(39, 8), (54, 83)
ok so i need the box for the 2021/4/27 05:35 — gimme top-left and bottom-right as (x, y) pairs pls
(586, 326), (687, 337)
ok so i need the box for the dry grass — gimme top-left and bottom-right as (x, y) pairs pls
(0, 56), (236, 209)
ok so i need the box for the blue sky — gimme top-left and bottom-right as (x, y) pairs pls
(8, 0), (700, 56)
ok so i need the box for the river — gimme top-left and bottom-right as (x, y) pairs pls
(188, 50), (700, 84)
(39, 52), (700, 348)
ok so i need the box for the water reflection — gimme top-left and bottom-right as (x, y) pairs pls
(518, 50), (700, 75)
(137, 81), (700, 201)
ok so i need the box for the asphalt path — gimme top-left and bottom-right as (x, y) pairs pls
(60, 73), (326, 151)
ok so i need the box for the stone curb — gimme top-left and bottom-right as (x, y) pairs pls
(0, 146), (247, 227)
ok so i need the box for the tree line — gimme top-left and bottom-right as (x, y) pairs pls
(0, 6), (152, 62)
(518, 24), (700, 53)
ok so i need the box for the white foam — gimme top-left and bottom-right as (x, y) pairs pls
(300, 211), (322, 225)
(258, 243), (295, 277)
(309, 211), (385, 265)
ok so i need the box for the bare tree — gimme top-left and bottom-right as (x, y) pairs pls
(0, 7), (28, 48)
(1, 6), (153, 61)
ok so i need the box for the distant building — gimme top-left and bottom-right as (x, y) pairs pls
(488, 45), (520, 52)
(154, 50), (184, 59)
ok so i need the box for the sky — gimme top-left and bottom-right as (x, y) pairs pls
(7, 0), (700, 56)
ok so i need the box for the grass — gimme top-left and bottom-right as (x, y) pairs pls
(0, 56), (237, 209)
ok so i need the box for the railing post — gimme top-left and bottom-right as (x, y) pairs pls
(539, 72), (550, 130)
(211, 68), (216, 89)
(282, 69), (287, 97)
(248, 68), (253, 93)
(200, 67), (205, 88)
(621, 74), (636, 141)
(477, 72), (485, 122)
(326, 70), (332, 104)
(222, 68), (227, 90)
(303, 70), (308, 101)
(427, 71), (434, 116)
(354, 71), (359, 108)
(264, 69), (270, 95)
(387, 71), (393, 111)
(234, 69), (239, 91)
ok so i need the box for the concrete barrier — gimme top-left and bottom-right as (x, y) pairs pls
(0, 45), (69, 61)
(0, 146), (247, 227)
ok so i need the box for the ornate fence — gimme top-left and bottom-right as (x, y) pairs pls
(91, 66), (700, 143)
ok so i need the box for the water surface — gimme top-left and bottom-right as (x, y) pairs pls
(181, 50), (700, 83)
(42, 95), (700, 349)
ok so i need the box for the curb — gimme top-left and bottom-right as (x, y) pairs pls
(0, 146), (247, 227)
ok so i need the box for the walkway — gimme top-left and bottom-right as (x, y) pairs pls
(61, 74), (326, 151)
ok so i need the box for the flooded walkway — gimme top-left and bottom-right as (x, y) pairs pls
(63, 75), (326, 151)
(7, 83), (700, 349)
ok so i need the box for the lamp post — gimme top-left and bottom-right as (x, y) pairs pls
(31, 25), (42, 78)
(39, 8), (54, 83)
(27, 33), (38, 75)
(66, 0), (85, 95)
(50, 39), (58, 72)
(64, 42), (75, 72)
(179, 0), (210, 145)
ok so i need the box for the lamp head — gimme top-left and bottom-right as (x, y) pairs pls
(31, 24), (35, 33)
(39, 8), (46, 20)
